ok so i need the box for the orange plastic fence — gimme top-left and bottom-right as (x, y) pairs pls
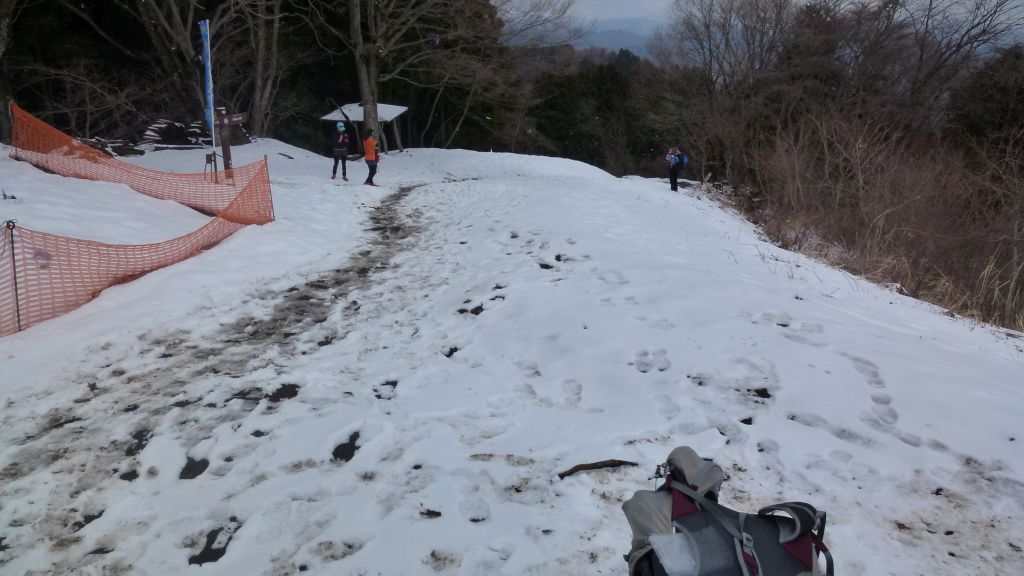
(1, 103), (275, 336)
(0, 219), (243, 336)
(9, 102), (273, 224)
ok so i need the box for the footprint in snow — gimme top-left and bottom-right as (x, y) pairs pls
(860, 413), (922, 447)
(632, 350), (671, 373)
(787, 411), (880, 448)
(844, 354), (887, 389)
(654, 394), (681, 419)
(561, 379), (583, 407)
(748, 311), (827, 347)
(458, 496), (491, 523)
(597, 270), (629, 285)
(649, 318), (676, 330)
(870, 393), (899, 424)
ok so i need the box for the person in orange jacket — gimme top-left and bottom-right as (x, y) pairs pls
(363, 128), (379, 186)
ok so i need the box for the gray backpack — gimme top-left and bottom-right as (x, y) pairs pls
(622, 447), (834, 576)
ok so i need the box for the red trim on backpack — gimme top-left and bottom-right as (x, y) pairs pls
(741, 550), (761, 576)
(662, 479), (700, 518)
(782, 533), (815, 568)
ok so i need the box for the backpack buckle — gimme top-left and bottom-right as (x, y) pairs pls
(650, 463), (668, 481)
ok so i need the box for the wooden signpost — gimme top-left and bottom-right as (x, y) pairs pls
(215, 107), (248, 172)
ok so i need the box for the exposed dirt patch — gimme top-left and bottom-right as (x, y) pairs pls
(332, 431), (362, 462)
(267, 384), (300, 402)
(124, 429), (152, 457)
(188, 517), (242, 566)
(179, 457), (210, 480)
(70, 510), (104, 533)
(374, 380), (398, 400)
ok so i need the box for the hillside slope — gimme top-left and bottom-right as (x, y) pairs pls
(1, 142), (1021, 575)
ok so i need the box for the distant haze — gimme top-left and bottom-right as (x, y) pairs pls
(573, 19), (658, 56)
(571, 0), (672, 20)
(570, 0), (673, 56)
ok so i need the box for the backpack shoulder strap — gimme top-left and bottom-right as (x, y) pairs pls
(758, 502), (834, 576)
(757, 502), (819, 542)
(668, 480), (759, 576)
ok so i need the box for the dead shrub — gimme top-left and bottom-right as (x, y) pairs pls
(763, 112), (1024, 330)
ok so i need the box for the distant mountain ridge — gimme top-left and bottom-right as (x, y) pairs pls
(574, 18), (657, 57)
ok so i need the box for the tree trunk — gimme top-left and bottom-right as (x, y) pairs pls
(349, 0), (380, 138)
(251, 4), (267, 136)
(0, 0), (13, 143)
(0, 67), (11, 144)
(247, 0), (283, 136)
(445, 85), (476, 149)
(131, 0), (202, 118)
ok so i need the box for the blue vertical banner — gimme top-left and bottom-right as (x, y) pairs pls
(198, 19), (216, 148)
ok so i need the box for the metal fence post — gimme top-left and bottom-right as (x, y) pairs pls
(5, 220), (21, 331)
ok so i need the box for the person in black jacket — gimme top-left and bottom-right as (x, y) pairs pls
(330, 122), (351, 180)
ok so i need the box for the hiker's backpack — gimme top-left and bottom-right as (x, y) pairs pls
(622, 446), (834, 576)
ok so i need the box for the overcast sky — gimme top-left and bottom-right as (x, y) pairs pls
(570, 0), (673, 21)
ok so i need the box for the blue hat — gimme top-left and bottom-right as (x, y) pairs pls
(336, 122), (346, 131)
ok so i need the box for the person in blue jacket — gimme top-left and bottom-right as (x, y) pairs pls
(666, 147), (688, 192)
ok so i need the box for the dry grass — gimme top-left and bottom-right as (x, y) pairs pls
(758, 113), (1024, 331)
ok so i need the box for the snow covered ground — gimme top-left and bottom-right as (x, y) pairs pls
(1, 140), (1022, 575)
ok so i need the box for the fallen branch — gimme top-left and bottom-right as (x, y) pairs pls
(557, 459), (638, 480)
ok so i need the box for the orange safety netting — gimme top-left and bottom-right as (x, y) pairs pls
(9, 102), (274, 225)
(0, 219), (243, 336)
(1, 103), (275, 336)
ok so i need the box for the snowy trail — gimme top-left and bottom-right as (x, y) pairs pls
(1, 144), (1022, 575)
(0, 183), (432, 572)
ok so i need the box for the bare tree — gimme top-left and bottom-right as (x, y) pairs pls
(0, 0), (15, 63)
(56, 0), (244, 119)
(225, 0), (310, 135)
(56, 0), (310, 136)
(666, 0), (793, 96)
(0, 0), (36, 142)
(11, 60), (159, 137)
(306, 0), (574, 138)
(899, 0), (1024, 122)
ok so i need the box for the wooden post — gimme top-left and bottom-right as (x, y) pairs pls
(205, 152), (219, 183)
(219, 127), (233, 172)
(215, 108), (248, 176)
(392, 118), (404, 152)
